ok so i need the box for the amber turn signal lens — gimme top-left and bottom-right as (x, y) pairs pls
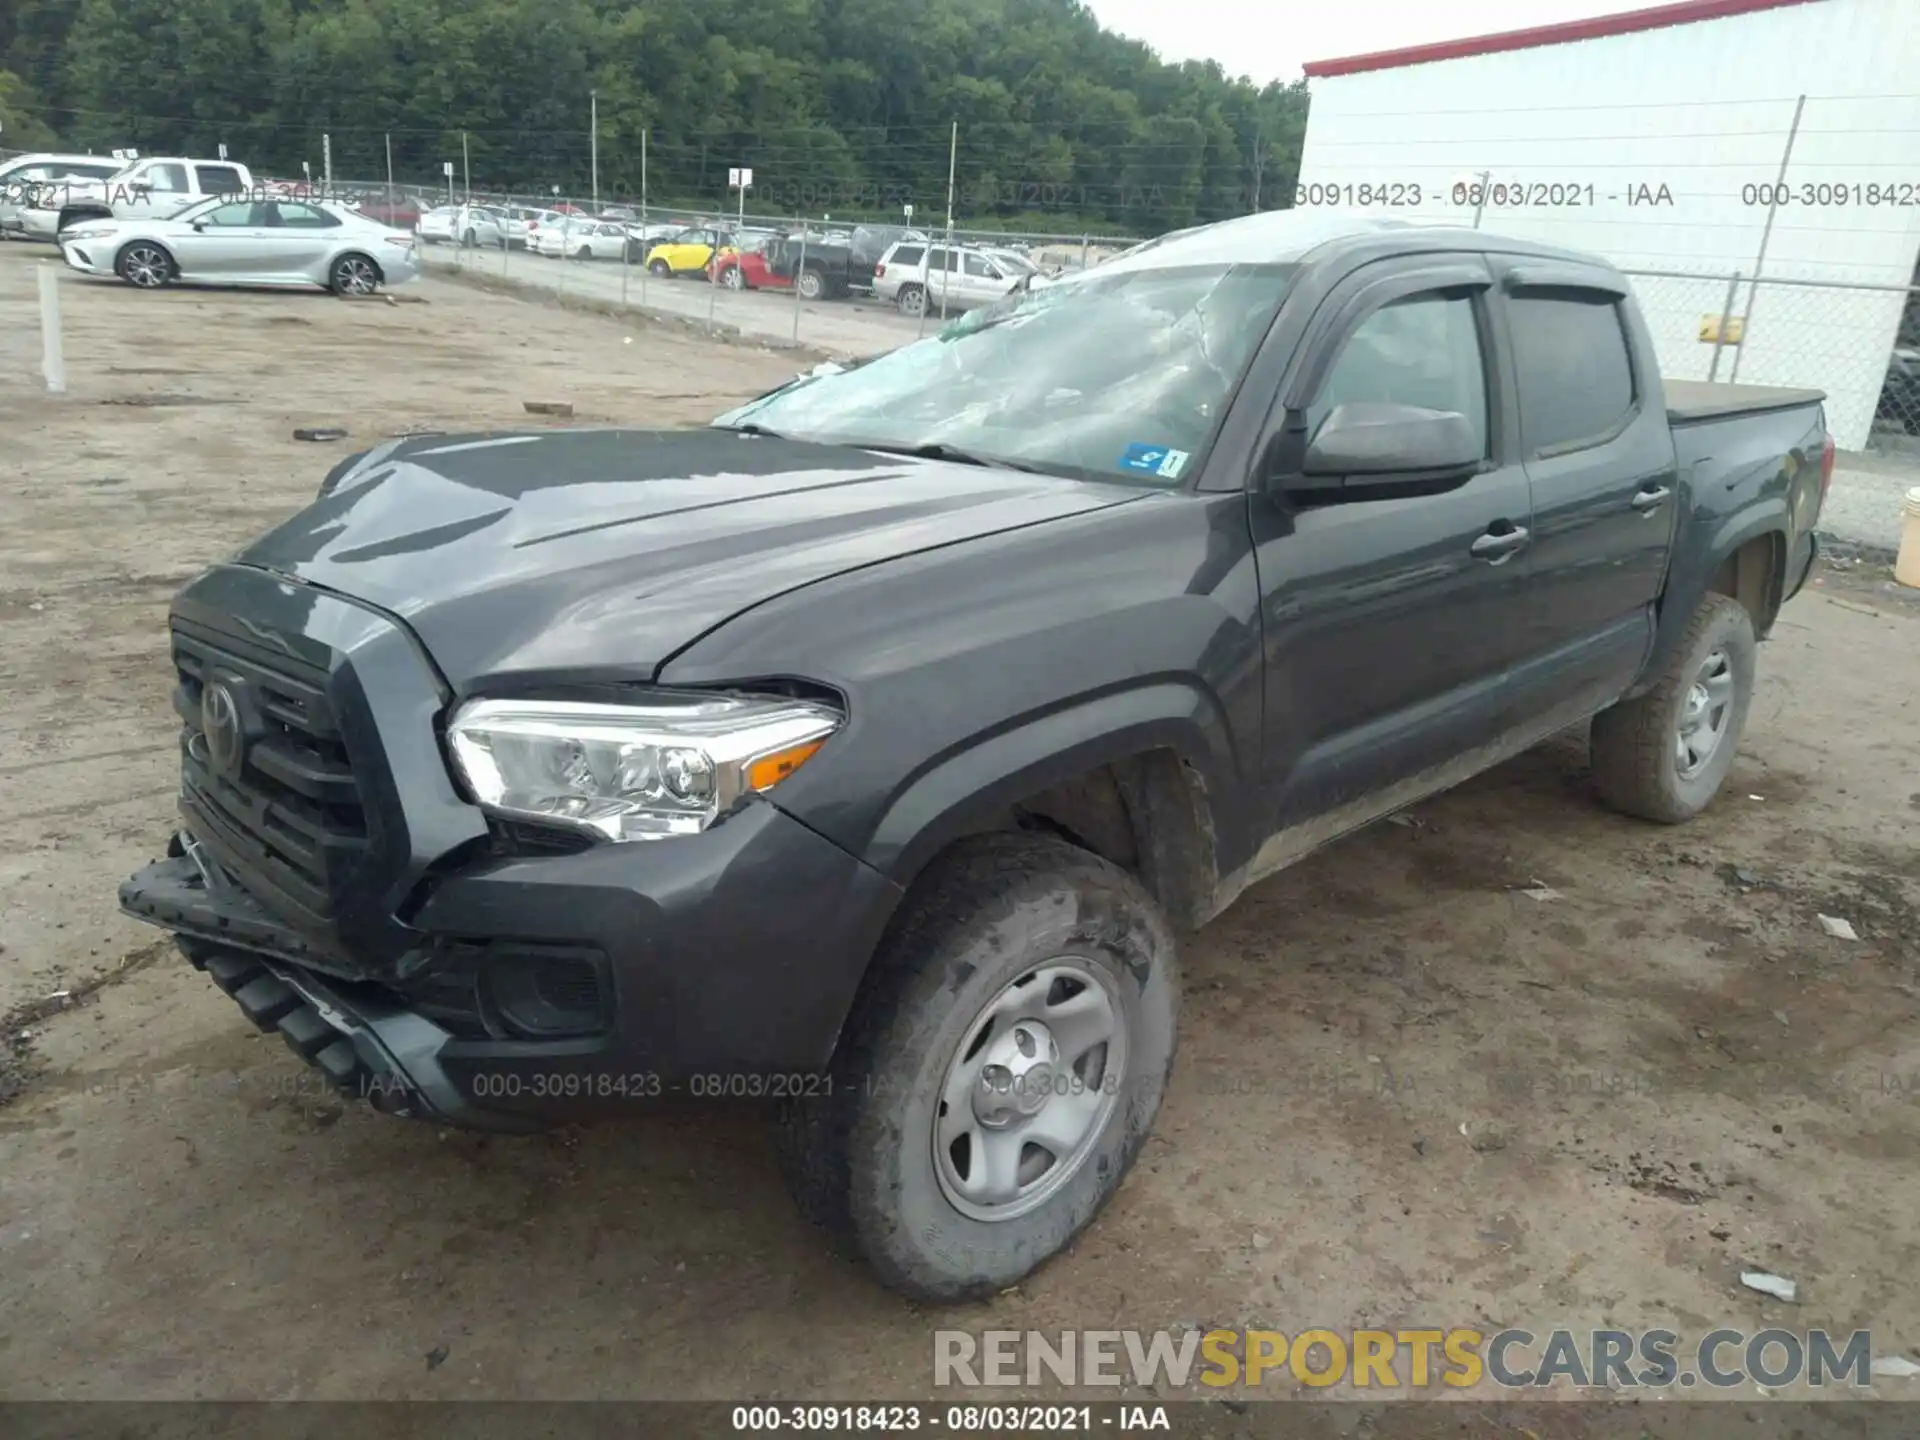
(746, 740), (825, 791)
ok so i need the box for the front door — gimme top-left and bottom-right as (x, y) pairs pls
(1247, 258), (1535, 852)
(166, 200), (262, 278)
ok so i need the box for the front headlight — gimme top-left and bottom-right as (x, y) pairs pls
(63, 225), (114, 241)
(446, 692), (842, 843)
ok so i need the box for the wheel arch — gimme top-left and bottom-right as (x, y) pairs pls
(860, 683), (1234, 931)
(1630, 507), (1789, 701)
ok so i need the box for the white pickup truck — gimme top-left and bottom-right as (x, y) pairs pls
(19, 156), (254, 240)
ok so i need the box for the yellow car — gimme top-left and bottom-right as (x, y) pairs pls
(644, 226), (735, 278)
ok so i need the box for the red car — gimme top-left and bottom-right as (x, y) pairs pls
(710, 236), (791, 291)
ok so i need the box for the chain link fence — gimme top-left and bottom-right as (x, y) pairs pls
(1622, 268), (1920, 456)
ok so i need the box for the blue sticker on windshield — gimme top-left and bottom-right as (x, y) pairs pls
(1118, 443), (1190, 479)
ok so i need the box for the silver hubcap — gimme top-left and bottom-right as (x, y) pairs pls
(1676, 647), (1735, 779)
(800, 275), (820, 299)
(932, 957), (1127, 1222)
(336, 259), (375, 295)
(902, 289), (924, 316)
(124, 247), (166, 287)
(725, 268), (742, 288)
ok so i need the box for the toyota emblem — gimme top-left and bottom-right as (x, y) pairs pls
(201, 681), (246, 777)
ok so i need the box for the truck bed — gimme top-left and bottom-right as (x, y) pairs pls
(1664, 379), (1826, 424)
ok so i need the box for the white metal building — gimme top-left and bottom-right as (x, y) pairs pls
(1297, 0), (1920, 449)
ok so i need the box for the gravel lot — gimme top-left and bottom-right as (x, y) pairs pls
(1, 249), (1917, 1408)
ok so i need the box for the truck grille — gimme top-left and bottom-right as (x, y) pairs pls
(172, 619), (370, 934)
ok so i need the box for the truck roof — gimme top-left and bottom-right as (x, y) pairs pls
(1084, 209), (1619, 281)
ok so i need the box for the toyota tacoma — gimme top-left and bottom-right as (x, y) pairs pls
(120, 212), (1831, 1301)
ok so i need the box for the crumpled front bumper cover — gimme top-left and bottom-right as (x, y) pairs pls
(121, 850), (538, 1133)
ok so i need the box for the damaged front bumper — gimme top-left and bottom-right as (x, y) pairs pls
(121, 843), (540, 1133)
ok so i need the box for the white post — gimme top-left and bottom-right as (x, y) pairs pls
(591, 91), (600, 212)
(384, 133), (394, 213)
(462, 132), (471, 200)
(941, 120), (957, 321)
(640, 129), (649, 307)
(322, 132), (333, 196)
(38, 263), (66, 394)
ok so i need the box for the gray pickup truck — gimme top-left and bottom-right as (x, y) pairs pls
(120, 212), (1829, 1302)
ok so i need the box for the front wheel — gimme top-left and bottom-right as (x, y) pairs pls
(797, 268), (824, 301)
(1590, 592), (1757, 823)
(649, 258), (671, 278)
(328, 252), (381, 296)
(773, 832), (1179, 1302)
(575, 246), (592, 261)
(722, 265), (744, 290)
(115, 241), (174, 289)
(896, 283), (926, 318)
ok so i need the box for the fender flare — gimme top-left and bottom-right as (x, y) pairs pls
(862, 681), (1241, 924)
(1635, 501), (1789, 697)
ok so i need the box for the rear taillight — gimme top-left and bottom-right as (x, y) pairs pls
(1820, 432), (1836, 500)
(874, 262), (886, 277)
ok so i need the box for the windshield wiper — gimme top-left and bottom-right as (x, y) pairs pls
(855, 441), (1046, 474)
(719, 421), (788, 438)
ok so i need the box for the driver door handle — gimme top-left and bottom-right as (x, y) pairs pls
(1470, 525), (1530, 562)
(1631, 485), (1672, 512)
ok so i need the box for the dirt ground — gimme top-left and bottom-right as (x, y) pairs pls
(1, 250), (1917, 1408)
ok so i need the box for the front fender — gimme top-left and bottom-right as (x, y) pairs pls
(862, 679), (1241, 905)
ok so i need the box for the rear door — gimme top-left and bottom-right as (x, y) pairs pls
(261, 201), (342, 276)
(1246, 255), (1537, 837)
(1486, 260), (1679, 726)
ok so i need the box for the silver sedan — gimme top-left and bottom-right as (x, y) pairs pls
(58, 197), (421, 295)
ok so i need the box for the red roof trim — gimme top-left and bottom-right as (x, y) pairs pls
(1303, 0), (1826, 78)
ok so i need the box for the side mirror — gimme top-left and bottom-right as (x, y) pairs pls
(1283, 402), (1481, 497)
(191, 220), (206, 232)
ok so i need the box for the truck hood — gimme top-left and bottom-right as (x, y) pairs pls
(236, 427), (1144, 688)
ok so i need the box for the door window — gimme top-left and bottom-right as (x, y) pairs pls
(1308, 292), (1490, 458)
(197, 202), (258, 227)
(195, 165), (244, 194)
(889, 244), (925, 269)
(146, 164), (190, 193)
(273, 202), (341, 228)
(962, 252), (999, 279)
(1507, 294), (1637, 454)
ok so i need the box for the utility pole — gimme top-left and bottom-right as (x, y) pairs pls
(462, 131), (471, 200)
(385, 133), (394, 212)
(591, 91), (600, 212)
(322, 133), (332, 196)
(1249, 133), (1263, 212)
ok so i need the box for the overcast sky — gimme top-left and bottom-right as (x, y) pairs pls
(1083, 0), (1659, 85)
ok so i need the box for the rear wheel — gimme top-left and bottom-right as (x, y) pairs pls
(773, 832), (1179, 1302)
(896, 283), (926, 318)
(1590, 592), (1757, 823)
(461, 228), (476, 247)
(722, 265), (745, 290)
(115, 241), (174, 289)
(575, 245), (593, 261)
(649, 258), (671, 278)
(328, 252), (381, 297)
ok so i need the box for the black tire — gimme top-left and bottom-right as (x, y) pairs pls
(461, 228), (476, 247)
(114, 241), (175, 289)
(328, 252), (381, 297)
(575, 245), (592, 261)
(722, 264), (745, 290)
(896, 283), (926, 318)
(1590, 592), (1757, 824)
(773, 832), (1179, 1302)
(797, 267), (824, 301)
(649, 258), (671, 278)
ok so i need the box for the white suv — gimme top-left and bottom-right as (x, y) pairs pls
(0, 154), (124, 239)
(871, 240), (1025, 319)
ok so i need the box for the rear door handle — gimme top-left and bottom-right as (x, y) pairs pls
(1470, 525), (1530, 561)
(1631, 485), (1672, 511)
